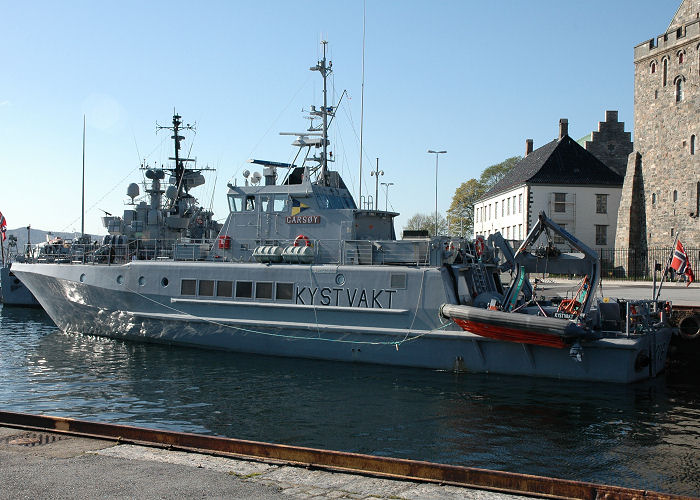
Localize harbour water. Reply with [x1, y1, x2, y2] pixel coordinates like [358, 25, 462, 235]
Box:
[0, 305, 698, 496]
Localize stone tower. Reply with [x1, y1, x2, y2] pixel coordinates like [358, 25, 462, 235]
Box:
[615, 0, 700, 250]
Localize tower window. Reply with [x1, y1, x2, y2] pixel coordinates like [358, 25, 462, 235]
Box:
[650, 62, 656, 74]
[652, 193, 656, 205]
[663, 58, 668, 86]
[673, 190, 678, 202]
[678, 51, 684, 64]
[691, 135, 696, 155]
[675, 78, 684, 102]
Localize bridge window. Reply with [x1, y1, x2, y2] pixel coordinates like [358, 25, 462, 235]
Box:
[235, 281, 253, 298]
[276, 283, 294, 301]
[217, 281, 233, 297]
[198, 280, 214, 296]
[256, 282, 273, 299]
[181, 279, 196, 296]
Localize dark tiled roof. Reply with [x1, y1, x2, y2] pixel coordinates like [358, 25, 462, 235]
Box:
[477, 136, 623, 201]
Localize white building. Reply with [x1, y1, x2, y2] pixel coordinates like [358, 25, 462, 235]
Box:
[473, 119, 624, 250]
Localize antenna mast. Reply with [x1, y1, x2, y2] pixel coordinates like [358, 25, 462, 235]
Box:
[358, 0, 366, 203]
[310, 41, 332, 186]
[81, 115, 86, 237]
[156, 111, 196, 209]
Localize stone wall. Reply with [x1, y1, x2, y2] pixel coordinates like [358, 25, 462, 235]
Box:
[584, 110, 633, 177]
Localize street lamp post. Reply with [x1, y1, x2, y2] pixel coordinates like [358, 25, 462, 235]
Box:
[427, 150, 446, 236]
[381, 182, 394, 211]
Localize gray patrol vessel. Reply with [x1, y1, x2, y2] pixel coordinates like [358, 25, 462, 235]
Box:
[13, 43, 673, 383]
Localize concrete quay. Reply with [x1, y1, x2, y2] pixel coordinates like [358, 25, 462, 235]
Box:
[0, 425, 528, 500]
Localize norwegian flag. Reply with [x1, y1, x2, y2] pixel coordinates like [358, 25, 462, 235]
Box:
[0, 211, 6, 241]
[670, 239, 694, 286]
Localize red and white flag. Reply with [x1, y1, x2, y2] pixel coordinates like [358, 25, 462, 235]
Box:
[670, 239, 694, 286]
[0, 211, 6, 241]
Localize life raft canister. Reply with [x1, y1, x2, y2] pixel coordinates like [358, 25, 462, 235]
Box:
[294, 234, 311, 247]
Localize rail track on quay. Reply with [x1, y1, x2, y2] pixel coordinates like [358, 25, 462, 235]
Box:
[0, 410, 694, 500]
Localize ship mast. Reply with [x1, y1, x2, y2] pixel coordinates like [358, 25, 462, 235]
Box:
[310, 41, 332, 186]
[156, 112, 195, 210]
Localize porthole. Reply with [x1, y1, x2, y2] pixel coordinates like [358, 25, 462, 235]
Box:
[138, 276, 145, 286]
[117, 275, 124, 284]
[335, 273, 346, 286]
[161, 277, 169, 287]
[79, 273, 86, 283]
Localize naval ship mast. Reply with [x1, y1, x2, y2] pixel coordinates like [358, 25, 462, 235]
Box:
[156, 112, 196, 213]
[280, 41, 335, 187]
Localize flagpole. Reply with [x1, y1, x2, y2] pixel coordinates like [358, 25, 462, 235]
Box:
[654, 232, 680, 302]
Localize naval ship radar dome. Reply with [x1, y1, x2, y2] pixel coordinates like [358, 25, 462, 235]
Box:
[165, 185, 178, 199]
[127, 183, 139, 201]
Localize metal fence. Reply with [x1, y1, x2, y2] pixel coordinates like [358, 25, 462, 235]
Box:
[598, 247, 700, 281]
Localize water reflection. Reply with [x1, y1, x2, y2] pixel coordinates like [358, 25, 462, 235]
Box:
[0, 304, 698, 495]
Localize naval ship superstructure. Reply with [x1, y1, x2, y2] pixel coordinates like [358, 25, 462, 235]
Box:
[13, 43, 673, 383]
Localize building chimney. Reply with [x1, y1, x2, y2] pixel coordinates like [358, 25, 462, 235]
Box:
[525, 139, 533, 156]
[559, 118, 568, 139]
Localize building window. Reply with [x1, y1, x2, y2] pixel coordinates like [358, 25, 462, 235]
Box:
[595, 225, 608, 246]
[675, 78, 684, 102]
[501, 200, 505, 217]
[650, 61, 656, 73]
[696, 182, 700, 217]
[691, 135, 696, 155]
[489, 204, 492, 220]
[518, 194, 522, 213]
[595, 194, 608, 214]
[554, 193, 566, 212]
[673, 190, 678, 202]
[495, 202, 498, 219]
[678, 51, 684, 64]
[518, 224, 522, 239]
[506, 198, 510, 216]
[652, 193, 656, 205]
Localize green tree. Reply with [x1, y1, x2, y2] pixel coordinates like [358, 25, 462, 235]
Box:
[446, 179, 485, 237]
[479, 156, 521, 189]
[446, 156, 521, 237]
[403, 213, 448, 237]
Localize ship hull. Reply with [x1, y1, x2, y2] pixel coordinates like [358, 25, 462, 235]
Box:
[13, 262, 672, 383]
[0, 265, 40, 307]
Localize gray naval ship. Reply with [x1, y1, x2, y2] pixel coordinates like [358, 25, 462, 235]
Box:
[13, 43, 673, 383]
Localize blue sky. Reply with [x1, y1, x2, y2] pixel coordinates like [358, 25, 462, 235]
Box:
[0, 1, 679, 235]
